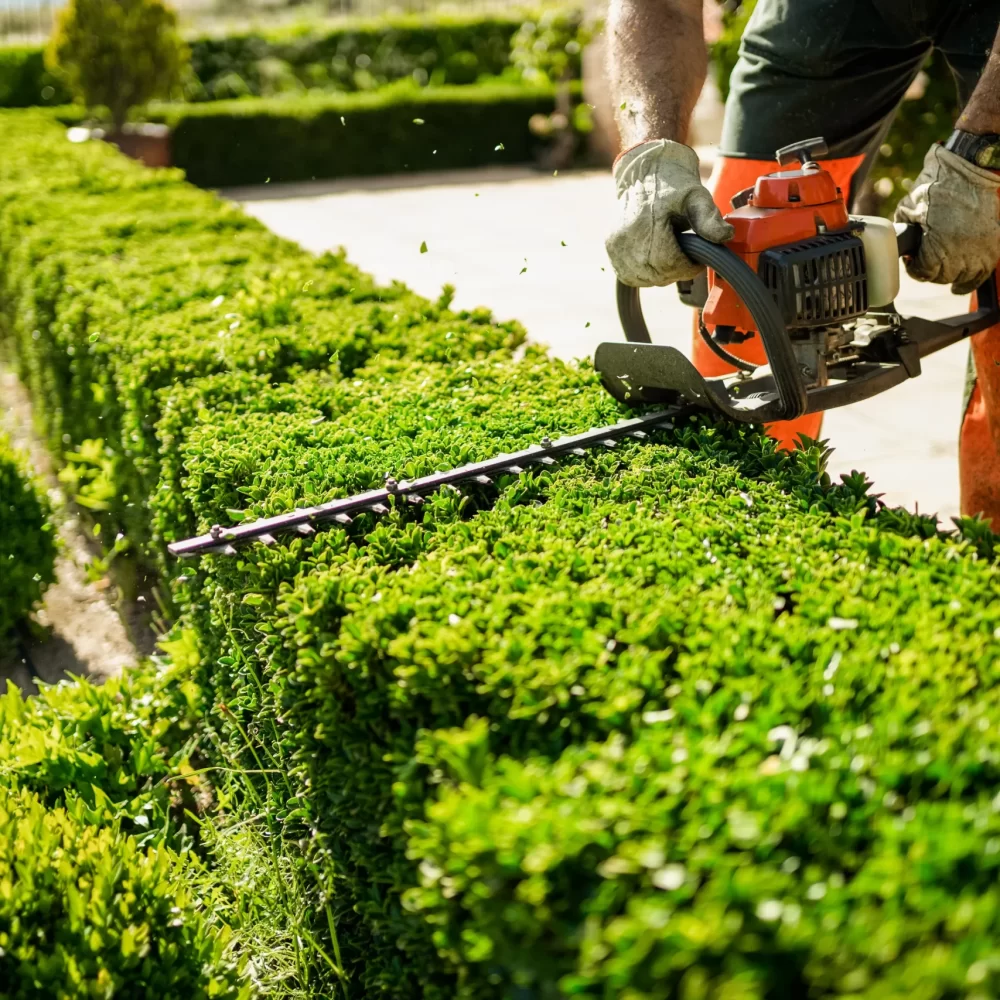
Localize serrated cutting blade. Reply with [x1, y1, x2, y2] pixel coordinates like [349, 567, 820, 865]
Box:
[167, 407, 684, 558]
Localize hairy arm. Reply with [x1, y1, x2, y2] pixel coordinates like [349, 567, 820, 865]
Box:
[956, 22, 1000, 135]
[607, 0, 707, 149]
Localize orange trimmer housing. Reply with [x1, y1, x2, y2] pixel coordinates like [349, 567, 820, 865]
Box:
[702, 162, 851, 334]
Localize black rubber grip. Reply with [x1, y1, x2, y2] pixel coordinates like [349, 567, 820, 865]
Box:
[894, 222, 922, 258]
[615, 233, 807, 420]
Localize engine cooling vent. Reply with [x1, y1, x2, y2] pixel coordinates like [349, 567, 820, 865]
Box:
[758, 231, 868, 329]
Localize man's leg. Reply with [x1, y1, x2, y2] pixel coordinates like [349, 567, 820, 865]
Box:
[939, 10, 1000, 525]
[695, 0, 930, 449]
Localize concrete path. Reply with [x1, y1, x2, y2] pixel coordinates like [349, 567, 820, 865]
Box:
[234, 167, 971, 525]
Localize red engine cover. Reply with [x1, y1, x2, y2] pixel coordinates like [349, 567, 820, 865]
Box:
[702, 162, 851, 334]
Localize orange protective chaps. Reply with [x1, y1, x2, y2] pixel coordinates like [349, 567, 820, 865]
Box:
[960, 304, 1000, 527]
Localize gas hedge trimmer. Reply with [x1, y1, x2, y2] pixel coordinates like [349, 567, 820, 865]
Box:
[170, 137, 998, 558]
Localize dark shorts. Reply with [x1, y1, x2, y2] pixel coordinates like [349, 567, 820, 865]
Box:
[722, 0, 1000, 202]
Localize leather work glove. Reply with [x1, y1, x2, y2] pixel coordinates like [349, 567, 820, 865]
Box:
[894, 144, 1000, 296]
[606, 139, 734, 288]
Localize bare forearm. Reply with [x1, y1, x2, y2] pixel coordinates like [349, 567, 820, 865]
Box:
[607, 0, 706, 148]
[957, 23, 1000, 135]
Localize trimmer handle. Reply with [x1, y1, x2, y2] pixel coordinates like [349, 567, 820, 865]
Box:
[615, 233, 807, 421]
[894, 222, 922, 259]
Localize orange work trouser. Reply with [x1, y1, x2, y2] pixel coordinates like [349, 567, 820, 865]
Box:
[697, 156, 1000, 525]
[960, 296, 1000, 527]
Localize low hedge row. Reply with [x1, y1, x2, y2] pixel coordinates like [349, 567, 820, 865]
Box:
[146, 81, 569, 188]
[0, 431, 56, 644]
[0, 9, 583, 108]
[5, 109, 1000, 999]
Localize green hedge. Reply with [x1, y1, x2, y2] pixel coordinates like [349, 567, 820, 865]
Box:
[147, 81, 568, 187]
[0, 44, 69, 107]
[0, 9, 584, 108]
[0, 663, 247, 997]
[185, 12, 540, 101]
[5, 109, 1000, 998]
[0, 431, 56, 644]
[0, 783, 245, 999]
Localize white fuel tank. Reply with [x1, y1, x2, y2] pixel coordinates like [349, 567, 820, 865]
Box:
[850, 215, 900, 310]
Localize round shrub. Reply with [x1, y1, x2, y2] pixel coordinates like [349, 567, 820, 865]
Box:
[0, 432, 55, 644]
[46, 0, 189, 132]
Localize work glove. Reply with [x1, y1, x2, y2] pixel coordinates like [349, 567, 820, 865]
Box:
[606, 139, 734, 288]
[894, 144, 1000, 296]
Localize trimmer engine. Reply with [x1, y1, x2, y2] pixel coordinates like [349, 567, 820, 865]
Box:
[597, 136, 1000, 423]
[696, 137, 872, 389]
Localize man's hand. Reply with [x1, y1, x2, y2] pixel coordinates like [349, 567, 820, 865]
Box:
[894, 144, 1000, 296]
[606, 139, 735, 288]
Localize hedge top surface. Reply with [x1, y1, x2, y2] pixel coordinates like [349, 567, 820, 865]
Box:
[146, 76, 562, 121]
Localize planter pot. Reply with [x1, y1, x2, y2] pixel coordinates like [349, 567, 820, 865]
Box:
[67, 122, 172, 168]
[107, 123, 172, 168]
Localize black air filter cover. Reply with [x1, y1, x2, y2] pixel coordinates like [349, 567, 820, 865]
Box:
[758, 231, 867, 329]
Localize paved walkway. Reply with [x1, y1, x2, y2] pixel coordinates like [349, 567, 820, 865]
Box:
[234, 167, 970, 524]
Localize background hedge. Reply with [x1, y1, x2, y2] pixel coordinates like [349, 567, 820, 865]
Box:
[0, 10, 584, 109]
[0, 44, 69, 107]
[148, 80, 569, 187]
[4, 110, 1000, 999]
[0, 431, 56, 644]
[52, 78, 580, 193]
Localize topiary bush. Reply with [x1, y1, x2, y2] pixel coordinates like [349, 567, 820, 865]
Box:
[4, 108, 1000, 999]
[46, 0, 189, 132]
[0, 431, 56, 645]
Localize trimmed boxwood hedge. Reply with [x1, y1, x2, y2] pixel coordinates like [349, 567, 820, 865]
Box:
[55, 80, 575, 188]
[0, 431, 56, 644]
[4, 109, 1000, 998]
[0, 11, 567, 109]
[147, 81, 568, 188]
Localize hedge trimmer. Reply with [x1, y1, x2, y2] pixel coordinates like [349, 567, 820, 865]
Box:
[170, 136, 999, 559]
